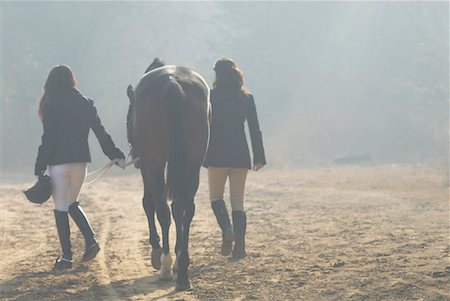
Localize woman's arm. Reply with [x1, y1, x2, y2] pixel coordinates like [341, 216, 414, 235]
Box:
[246, 94, 266, 169]
[34, 105, 57, 176]
[89, 100, 125, 161]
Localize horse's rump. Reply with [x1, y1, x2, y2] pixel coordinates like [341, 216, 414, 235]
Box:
[132, 66, 209, 200]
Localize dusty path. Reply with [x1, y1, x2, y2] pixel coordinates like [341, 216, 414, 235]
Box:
[1, 166, 449, 300]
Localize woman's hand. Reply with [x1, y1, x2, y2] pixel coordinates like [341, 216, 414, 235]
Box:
[252, 163, 264, 172]
[113, 158, 126, 169]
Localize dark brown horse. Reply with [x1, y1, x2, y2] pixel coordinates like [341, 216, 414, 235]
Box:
[127, 61, 209, 290]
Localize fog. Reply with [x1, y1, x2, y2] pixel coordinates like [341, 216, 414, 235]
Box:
[1, 1, 448, 173]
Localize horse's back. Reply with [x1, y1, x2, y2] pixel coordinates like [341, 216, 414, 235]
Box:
[135, 65, 209, 105]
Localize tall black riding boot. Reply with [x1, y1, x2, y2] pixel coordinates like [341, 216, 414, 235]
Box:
[232, 211, 246, 260]
[68, 202, 100, 262]
[54, 210, 73, 269]
[211, 199, 234, 255]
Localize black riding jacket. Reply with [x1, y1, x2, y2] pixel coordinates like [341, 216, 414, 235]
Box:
[34, 88, 125, 176]
[203, 88, 266, 169]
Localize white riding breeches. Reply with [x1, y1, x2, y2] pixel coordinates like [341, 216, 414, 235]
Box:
[48, 163, 87, 212]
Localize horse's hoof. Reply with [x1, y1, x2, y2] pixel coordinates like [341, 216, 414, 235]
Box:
[159, 252, 173, 280]
[159, 273, 173, 281]
[151, 248, 163, 270]
[159, 268, 173, 281]
[175, 280, 191, 291]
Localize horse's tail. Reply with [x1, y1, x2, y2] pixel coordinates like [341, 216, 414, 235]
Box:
[164, 79, 187, 201]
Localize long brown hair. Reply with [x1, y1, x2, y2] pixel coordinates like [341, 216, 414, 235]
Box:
[213, 58, 248, 94]
[38, 65, 77, 119]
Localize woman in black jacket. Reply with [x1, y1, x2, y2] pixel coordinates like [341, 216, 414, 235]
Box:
[204, 58, 266, 260]
[35, 65, 125, 269]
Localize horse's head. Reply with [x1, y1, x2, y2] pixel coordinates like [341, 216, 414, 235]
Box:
[126, 57, 166, 166]
[127, 57, 165, 145]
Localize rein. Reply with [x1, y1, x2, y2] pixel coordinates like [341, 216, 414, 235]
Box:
[83, 154, 140, 186]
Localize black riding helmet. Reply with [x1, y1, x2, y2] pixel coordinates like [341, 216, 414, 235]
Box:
[23, 175, 52, 204]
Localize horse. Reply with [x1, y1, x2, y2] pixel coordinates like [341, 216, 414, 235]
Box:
[126, 60, 209, 291]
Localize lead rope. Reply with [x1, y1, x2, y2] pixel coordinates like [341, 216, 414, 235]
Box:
[83, 153, 140, 186]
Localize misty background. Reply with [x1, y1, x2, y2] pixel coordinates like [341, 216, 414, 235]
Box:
[0, 1, 448, 174]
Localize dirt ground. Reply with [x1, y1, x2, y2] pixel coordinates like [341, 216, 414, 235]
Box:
[1, 165, 449, 301]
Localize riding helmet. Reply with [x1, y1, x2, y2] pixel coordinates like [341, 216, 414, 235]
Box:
[23, 175, 52, 204]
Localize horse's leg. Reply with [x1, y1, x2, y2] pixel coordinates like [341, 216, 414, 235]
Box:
[151, 168, 172, 280]
[141, 167, 162, 269]
[175, 200, 195, 291]
[157, 200, 172, 280]
[143, 195, 164, 270]
[171, 201, 183, 276]
[143, 196, 160, 249]
[175, 166, 200, 291]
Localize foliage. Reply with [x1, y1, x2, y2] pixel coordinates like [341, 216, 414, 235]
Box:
[0, 2, 448, 170]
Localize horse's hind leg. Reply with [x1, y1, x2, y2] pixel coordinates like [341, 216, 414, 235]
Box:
[141, 167, 162, 269]
[156, 201, 172, 280]
[143, 195, 163, 269]
[170, 193, 193, 276]
[171, 201, 183, 276]
[174, 200, 195, 291]
[175, 166, 200, 291]
[143, 197, 160, 249]
[151, 168, 172, 280]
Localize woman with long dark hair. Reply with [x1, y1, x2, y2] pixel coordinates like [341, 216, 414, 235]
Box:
[35, 65, 125, 269]
[203, 58, 266, 260]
